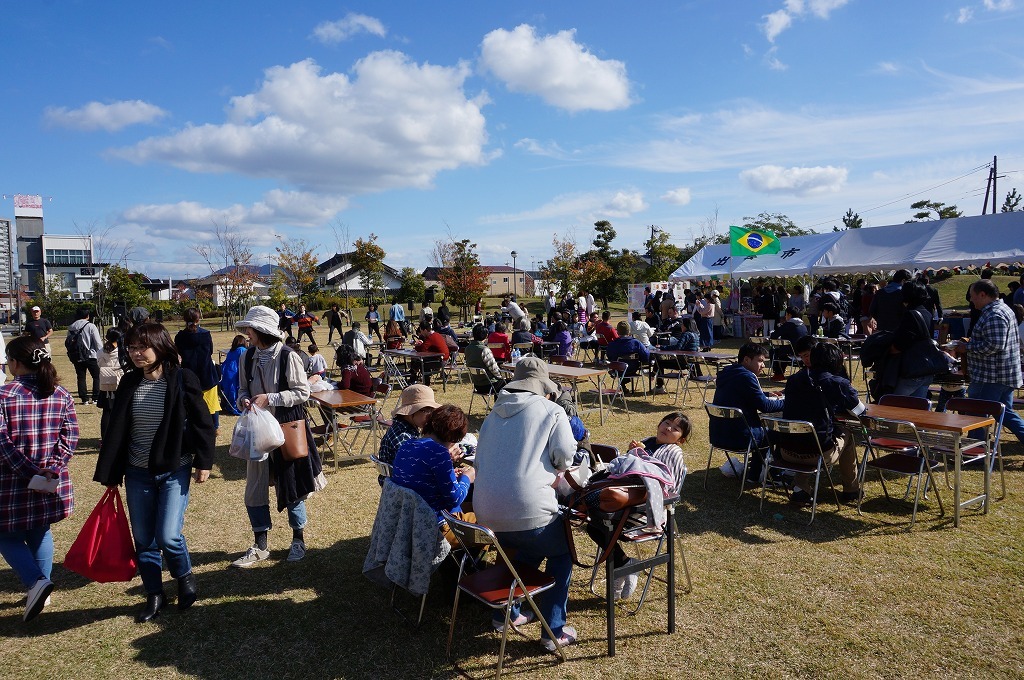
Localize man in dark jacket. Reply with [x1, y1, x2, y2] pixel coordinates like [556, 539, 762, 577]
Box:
[868, 269, 912, 332]
[709, 343, 784, 482]
[769, 307, 808, 380]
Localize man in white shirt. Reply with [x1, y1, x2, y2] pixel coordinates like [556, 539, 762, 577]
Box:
[585, 291, 596, 316]
[628, 311, 655, 347]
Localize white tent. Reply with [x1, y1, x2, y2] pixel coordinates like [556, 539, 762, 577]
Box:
[912, 211, 1024, 269]
[669, 231, 843, 281]
[670, 212, 1024, 281]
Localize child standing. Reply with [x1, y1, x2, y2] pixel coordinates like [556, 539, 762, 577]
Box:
[307, 344, 327, 379]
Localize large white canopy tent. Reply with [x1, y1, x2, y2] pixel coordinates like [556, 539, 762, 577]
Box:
[669, 212, 1024, 282]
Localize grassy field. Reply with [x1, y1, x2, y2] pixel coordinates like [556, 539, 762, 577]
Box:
[929, 273, 1018, 312]
[1, 311, 1023, 679]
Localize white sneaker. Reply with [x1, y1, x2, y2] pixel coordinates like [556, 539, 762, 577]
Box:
[652, 386, 668, 395]
[612, 558, 640, 600]
[541, 625, 579, 652]
[286, 540, 306, 562]
[24, 578, 53, 622]
[493, 609, 535, 632]
[230, 546, 270, 568]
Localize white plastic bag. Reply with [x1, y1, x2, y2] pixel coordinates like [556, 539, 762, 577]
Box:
[228, 405, 285, 462]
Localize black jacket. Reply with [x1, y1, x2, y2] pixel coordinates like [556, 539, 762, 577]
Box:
[94, 365, 216, 486]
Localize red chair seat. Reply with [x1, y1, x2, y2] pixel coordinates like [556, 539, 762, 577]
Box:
[868, 452, 926, 475]
[869, 437, 917, 450]
[458, 562, 554, 606]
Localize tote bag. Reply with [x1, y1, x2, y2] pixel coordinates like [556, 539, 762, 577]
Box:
[64, 487, 138, 583]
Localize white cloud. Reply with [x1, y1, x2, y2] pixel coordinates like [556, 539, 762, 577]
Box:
[877, 61, 899, 73]
[661, 187, 692, 205]
[740, 164, 848, 195]
[479, 24, 632, 112]
[957, 7, 974, 23]
[113, 54, 490, 194]
[983, 0, 1014, 10]
[312, 13, 386, 44]
[766, 47, 788, 71]
[762, 0, 849, 42]
[514, 138, 571, 158]
[119, 190, 348, 242]
[44, 100, 168, 132]
[763, 10, 793, 43]
[480, 189, 647, 224]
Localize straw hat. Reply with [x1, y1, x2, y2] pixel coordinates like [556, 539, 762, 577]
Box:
[503, 356, 558, 398]
[235, 305, 284, 339]
[392, 384, 442, 417]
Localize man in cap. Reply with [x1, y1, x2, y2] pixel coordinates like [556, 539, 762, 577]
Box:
[24, 305, 54, 356]
[473, 357, 579, 651]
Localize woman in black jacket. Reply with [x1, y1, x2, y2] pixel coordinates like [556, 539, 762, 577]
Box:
[174, 308, 220, 431]
[890, 282, 939, 399]
[94, 323, 215, 623]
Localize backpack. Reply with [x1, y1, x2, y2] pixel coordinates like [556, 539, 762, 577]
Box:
[65, 324, 86, 363]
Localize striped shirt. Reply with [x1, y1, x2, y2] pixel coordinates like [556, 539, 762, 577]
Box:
[128, 377, 191, 470]
[640, 436, 687, 495]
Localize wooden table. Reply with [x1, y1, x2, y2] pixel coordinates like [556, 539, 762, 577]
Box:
[651, 348, 732, 363]
[864, 403, 995, 527]
[308, 389, 379, 467]
[502, 362, 610, 424]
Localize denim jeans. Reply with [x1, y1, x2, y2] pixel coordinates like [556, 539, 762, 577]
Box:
[892, 375, 932, 399]
[124, 464, 193, 595]
[245, 501, 308, 533]
[967, 382, 1024, 441]
[494, 517, 572, 639]
[0, 525, 53, 588]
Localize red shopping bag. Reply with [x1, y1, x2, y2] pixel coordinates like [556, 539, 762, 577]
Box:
[64, 487, 138, 583]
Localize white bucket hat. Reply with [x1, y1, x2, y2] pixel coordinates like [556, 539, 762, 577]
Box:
[235, 305, 285, 339]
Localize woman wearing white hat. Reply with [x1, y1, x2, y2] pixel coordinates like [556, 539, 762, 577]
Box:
[230, 306, 325, 568]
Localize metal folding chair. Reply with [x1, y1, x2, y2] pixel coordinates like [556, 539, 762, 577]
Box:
[768, 338, 799, 378]
[680, 356, 717, 406]
[653, 352, 687, 403]
[760, 415, 842, 525]
[585, 360, 630, 417]
[442, 511, 566, 677]
[466, 367, 500, 415]
[704, 403, 762, 498]
[928, 397, 1005, 502]
[857, 414, 945, 530]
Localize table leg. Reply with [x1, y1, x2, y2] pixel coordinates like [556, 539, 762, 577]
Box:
[331, 408, 339, 470]
[667, 505, 676, 634]
[606, 551, 616, 657]
[983, 426, 992, 514]
[953, 432, 961, 528]
[599, 373, 605, 425]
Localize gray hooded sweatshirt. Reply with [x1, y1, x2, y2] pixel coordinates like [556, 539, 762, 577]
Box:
[472, 390, 576, 533]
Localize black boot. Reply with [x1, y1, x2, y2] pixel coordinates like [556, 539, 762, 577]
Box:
[177, 572, 198, 610]
[135, 592, 165, 623]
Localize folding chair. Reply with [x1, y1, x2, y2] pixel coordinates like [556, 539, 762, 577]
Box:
[441, 511, 566, 677]
[680, 356, 717, 406]
[466, 367, 499, 415]
[590, 443, 619, 465]
[704, 403, 763, 498]
[370, 453, 393, 478]
[927, 397, 1005, 502]
[875, 394, 932, 499]
[857, 414, 945, 530]
[653, 352, 687, 403]
[548, 355, 567, 365]
[513, 342, 535, 357]
[344, 379, 393, 455]
[584, 360, 631, 417]
[759, 416, 842, 524]
[418, 355, 448, 392]
[380, 352, 409, 389]
[768, 338, 799, 378]
[442, 349, 470, 385]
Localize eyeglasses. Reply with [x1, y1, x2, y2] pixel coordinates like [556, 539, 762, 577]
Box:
[126, 345, 151, 354]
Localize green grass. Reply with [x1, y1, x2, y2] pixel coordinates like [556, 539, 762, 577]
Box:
[930, 274, 1018, 312]
[1, 322, 1022, 679]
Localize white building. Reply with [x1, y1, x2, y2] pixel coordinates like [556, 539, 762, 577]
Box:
[41, 234, 101, 300]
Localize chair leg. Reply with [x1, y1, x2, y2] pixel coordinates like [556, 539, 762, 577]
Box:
[496, 591, 515, 678]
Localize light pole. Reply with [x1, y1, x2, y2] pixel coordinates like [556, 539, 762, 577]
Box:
[511, 250, 518, 299]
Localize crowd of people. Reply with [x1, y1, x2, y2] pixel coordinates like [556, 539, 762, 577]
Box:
[2, 269, 1021, 641]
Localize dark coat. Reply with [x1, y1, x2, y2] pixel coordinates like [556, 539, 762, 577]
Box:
[174, 327, 219, 390]
[94, 365, 216, 486]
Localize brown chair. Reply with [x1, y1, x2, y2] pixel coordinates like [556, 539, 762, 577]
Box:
[590, 443, 619, 465]
[442, 511, 566, 677]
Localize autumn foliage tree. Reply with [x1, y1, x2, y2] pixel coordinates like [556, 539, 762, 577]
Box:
[274, 238, 321, 305]
[349, 234, 386, 303]
[433, 238, 488, 322]
[192, 222, 260, 320]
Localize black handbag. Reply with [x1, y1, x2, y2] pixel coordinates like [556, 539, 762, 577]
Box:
[900, 309, 950, 378]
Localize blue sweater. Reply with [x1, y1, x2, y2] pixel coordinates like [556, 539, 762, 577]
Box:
[391, 437, 470, 521]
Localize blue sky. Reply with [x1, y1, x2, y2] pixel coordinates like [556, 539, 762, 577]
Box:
[3, 0, 1023, 280]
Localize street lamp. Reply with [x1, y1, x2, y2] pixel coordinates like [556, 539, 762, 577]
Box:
[510, 250, 518, 299]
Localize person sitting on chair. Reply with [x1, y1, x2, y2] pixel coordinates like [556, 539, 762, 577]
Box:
[463, 323, 506, 393]
[769, 306, 809, 380]
[606, 321, 650, 392]
[378, 385, 441, 485]
[486, 322, 512, 361]
[342, 322, 375, 366]
[820, 302, 848, 339]
[709, 343, 784, 484]
[335, 344, 373, 397]
[511, 318, 543, 350]
[411, 322, 450, 386]
[778, 342, 865, 505]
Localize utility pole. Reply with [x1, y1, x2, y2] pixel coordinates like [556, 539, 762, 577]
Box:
[647, 225, 662, 270]
[982, 155, 1001, 215]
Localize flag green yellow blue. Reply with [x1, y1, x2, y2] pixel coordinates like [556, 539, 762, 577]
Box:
[730, 225, 780, 256]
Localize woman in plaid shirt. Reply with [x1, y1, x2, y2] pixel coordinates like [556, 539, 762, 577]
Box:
[0, 336, 79, 622]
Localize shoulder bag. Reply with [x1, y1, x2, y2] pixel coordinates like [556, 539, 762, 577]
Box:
[900, 309, 950, 378]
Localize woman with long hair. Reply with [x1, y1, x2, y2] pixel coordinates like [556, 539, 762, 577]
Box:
[384, 319, 404, 349]
[0, 336, 78, 622]
[219, 334, 248, 416]
[231, 306, 324, 568]
[335, 344, 373, 396]
[94, 323, 215, 622]
[96, 327, 123, 438]
[174, 308, 220, 433]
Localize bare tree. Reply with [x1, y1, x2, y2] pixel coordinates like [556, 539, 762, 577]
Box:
[330, 219, 353, 317]
[191, 222, 260, 327]
[74, 220, 135, 326]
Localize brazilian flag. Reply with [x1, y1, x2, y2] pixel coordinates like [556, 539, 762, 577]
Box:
[730, 225, 780, 256]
